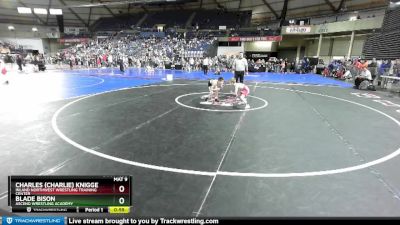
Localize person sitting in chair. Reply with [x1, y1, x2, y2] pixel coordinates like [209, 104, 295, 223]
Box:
[354, 67, 372, 89]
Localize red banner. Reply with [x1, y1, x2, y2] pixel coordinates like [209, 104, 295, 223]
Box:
[59, 38, 89, 44]
[228, 36, 282, 42]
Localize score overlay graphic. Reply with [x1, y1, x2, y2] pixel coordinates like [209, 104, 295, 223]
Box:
[8, 176, 131, 213]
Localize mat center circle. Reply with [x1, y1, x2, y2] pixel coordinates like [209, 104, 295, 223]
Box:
[175, 92, 269, 112]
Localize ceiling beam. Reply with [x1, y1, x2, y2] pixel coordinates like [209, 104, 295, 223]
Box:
[17, 0, 47, 25]
[324, 0, 337, 12]
[58, 0, 89, 27]
[88, 0, 94, 26]
[97, 0, 116, 17]
[213, 0, 226, 11]
[335, 0, 346, 12]
[199, 0, 203, 9]
[46, 0, 52, 24]
[279, 0, 289, 27]
[261, 0, 279, 19]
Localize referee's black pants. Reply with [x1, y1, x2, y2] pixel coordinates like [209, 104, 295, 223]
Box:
[203, 65, 209, 75]
[235, 71, 245, 83]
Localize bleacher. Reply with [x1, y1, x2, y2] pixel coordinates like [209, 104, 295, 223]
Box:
[91, 14, 145, 31]
[141, 11, 193, 28]
[91, 9, 252, 32]
[62, 34, 90, 38]
[362, 6, 400, 59]
[183, 40, 215, 58]
[230, 30, 262, 37]
[380, 7, 400, 33]
[185, 30, 226, 39]
[191, 10, 252, 29]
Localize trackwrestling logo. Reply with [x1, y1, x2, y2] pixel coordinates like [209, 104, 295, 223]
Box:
[1, 217, 64, 225]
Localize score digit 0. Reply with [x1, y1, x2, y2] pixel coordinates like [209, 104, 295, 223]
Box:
[119, 185, 125, 193]
[119, 197, 125, 205]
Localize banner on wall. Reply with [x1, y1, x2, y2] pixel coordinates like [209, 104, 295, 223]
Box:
[64, 27, 88, 35]
[245, 51, 277, 60]
[228, 36, 282, 42]
[246, 52, 269, 59]
[59, 38, 89, 44]
[285, 26, 312, 34]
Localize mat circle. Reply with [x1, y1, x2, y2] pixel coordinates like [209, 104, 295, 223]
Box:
[175, 92, 269, 112]
[52, 84, 400, 178]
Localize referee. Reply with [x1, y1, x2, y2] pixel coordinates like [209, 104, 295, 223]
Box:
[202, 57, 209, 75]
[233, 53, 248, 83]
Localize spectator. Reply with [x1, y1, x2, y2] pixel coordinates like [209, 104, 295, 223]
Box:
[393, 59, 400, 77]
[354, 67, 372, 89]
[119, 58, 125, 72]
[69, 56, 74, 70]
[1, 60, 8, 85]
[16, 55, 22, 71]
[369, 58, 378, 80]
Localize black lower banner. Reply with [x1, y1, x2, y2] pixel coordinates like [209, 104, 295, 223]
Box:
[65, 218, 400, 225]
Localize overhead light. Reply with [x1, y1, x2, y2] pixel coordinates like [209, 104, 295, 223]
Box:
[33, 8, 47, 15]
[17, 7, 32, 14]
[8, 26, 15, 31]
[49, 8, 63, 15]
[32, 27, 38, 32]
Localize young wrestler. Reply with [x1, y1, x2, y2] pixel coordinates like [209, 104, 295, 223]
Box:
[1, 61, 8, 85]
[230, 78, 250, 109]
[205, 77, 224, 102]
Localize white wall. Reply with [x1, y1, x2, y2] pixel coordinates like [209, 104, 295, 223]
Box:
[41, 38, 62, 55]
[244, 41, 278, 52]
[305, 38, 331, 57]
[351, 36, 367, 57]
[217, 45, 244, 56]
[304, 35, 367, 62]
[331, 37, 350, 56]
[1, 38, 44, 53]
[0, 23, 60, 39]
[216, 41, 285, 56]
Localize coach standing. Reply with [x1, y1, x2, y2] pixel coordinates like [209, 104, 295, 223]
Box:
[233, 53, 248, 83]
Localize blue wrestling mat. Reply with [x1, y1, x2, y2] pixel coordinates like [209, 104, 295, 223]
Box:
[1, 68, 351, 103]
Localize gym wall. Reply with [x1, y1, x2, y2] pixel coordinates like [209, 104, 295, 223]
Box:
[1, 38, 44, 53]
[304, 35, 367, 61]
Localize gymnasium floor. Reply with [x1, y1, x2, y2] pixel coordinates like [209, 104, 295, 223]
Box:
[1, 68, 400, 217]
